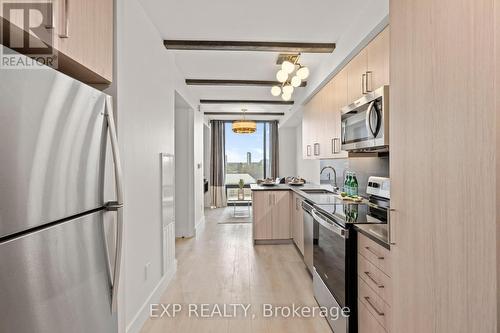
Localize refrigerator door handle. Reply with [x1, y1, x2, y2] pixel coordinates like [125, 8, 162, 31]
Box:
[104, 96, 124, 313]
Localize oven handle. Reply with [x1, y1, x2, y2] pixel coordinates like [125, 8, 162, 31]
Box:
[311, 209, 348, 239]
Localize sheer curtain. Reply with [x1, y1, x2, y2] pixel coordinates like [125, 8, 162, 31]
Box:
[210, 120, 227, 207]
[269, 120, 279, 179]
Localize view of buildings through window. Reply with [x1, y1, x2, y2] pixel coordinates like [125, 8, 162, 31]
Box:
[225, 122, 271, 191]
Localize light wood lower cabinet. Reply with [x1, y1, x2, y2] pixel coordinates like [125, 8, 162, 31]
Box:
[252, 191, 290, 241]
[291, 193, 304, 254]
[358, 299, 387, 333]
[357, 233, 392, 332]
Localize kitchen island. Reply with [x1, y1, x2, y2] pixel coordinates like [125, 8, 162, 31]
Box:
[250, 183, 390, 249]
[250, 183, 335, 246]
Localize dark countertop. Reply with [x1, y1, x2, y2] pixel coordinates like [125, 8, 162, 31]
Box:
[250, 183, 390, 248]
[354, 224, 390, 250]
[250, 183, 326, 192]
[250, 183, 342, 204]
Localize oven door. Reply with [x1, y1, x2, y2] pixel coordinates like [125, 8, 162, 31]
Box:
[312, 208, 349, 306]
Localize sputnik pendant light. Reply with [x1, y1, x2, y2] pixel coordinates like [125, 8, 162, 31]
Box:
[270, 54, 309, 100]
[232, 108, 256, 134]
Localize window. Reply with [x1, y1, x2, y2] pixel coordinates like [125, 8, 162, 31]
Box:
[224, 122, 272, 200]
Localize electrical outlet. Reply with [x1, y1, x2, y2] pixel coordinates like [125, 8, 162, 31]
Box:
[144, 262, 151, 281]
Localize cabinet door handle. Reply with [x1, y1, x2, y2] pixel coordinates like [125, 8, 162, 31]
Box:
[362, 73, 366, 94]
[363, 297, 384, 316]
[331, 138, 340, 154]
[314, 143, 320, 156]
[365, 246, 384, 260]
[364, 271, 384, 288]
[45, 1, 55, 29]
[306, 145, 311, 156]
[59, 0, 70, 38]
[365, 71, 373, 93]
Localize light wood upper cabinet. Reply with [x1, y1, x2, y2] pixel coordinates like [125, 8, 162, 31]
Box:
[0, 0, 113, 84]
[302, 102, 313, 159]
[346, 49, 368, 103]
[346, 27, 390, 104]
[321, 69, 348, 159]
[57, 0, 113, 83]
[300, 27, 388, 160]
[366, 27, 390, 92]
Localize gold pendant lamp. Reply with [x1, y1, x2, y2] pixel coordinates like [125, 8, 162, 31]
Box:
[232, 108, 256, 134]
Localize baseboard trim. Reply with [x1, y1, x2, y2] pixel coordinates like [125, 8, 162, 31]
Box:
[126, 260, 177, 333]
[195, 215, 205, 232]
[254, 239, 293, 245]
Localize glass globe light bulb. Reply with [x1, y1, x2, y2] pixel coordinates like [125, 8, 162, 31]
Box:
[297, 66, 310, 80]
[281, 60, 295, 74]
[276, 70, 288, 83]
[271, 85, 281, 96]
[291, 76, 301, 87]
[282, 84, 294, 95]
[282, 93, 292, 101]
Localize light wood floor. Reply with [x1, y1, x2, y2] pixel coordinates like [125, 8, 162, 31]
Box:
[140, 208, 332, 333]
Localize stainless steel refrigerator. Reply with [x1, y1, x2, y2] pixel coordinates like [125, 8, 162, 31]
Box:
[0, 47, 123, 333]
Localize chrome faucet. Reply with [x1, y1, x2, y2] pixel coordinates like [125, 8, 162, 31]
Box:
[320, 166, 338, 189]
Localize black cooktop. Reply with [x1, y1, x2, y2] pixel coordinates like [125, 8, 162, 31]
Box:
[314, 202, 387, 228]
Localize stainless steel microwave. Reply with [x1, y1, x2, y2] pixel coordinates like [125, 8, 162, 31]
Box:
[341, 85, 389, 152]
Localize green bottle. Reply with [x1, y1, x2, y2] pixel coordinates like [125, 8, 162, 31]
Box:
[345, 172, 352, 196]
[351, 172, 358, 196]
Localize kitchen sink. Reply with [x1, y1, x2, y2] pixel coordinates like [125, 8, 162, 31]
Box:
[300, 189, 335, 195]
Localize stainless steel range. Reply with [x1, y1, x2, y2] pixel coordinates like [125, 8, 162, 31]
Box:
[306, 177, 390, 333]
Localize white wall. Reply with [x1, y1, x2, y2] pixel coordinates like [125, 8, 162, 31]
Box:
[193, 109, 205, 229]
[278, 126, 297, 177]
[115, 0, 197, 331]
[203, 123, 211, 207]
[174, 103, 204, 238]
[174, 104, 195, 238]
[295, 123, 320, 184]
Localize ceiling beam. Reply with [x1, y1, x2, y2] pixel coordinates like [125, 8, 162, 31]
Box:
[200, 99, 294, 105]
[204, 112, 285, 116]
[164, 40, 335, 53]
[186, 79, 307, 87]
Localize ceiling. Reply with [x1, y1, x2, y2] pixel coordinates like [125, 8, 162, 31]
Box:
[139, 0, 373, 121]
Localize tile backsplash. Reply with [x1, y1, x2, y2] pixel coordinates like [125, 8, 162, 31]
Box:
[320, 156, 389, 196]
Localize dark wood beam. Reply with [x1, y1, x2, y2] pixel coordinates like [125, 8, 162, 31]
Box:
[186, 79, 307, 87]
[204, 112, 285, 116]
[200, 99, 294, 105]
[164, 40, 335, 53]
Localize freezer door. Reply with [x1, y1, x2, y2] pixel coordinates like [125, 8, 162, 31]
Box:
[0, 46, 109, 238]
[0, 210, 117, 333]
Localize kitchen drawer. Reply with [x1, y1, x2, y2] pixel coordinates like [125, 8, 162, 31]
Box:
[358, 277, 391, 332]
[358, 253, 392, 305]
[357, 233, 391, 276]
[358, 299, 387, 333]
